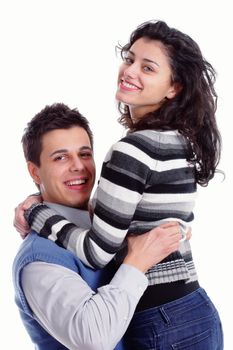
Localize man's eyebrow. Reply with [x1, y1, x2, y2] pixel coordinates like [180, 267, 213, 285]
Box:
[49, 146, 92, 157]
[79, 146, 93, 152]
[128, 49, 160, 67]
[49, 149, 68, 157]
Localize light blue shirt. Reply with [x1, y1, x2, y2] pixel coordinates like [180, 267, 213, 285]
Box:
[21, 203, 148, 350]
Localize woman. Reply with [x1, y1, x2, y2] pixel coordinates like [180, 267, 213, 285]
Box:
[16, 20, 223, 349]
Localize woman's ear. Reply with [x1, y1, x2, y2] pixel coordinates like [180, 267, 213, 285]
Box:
[166, 83, 183, 99]
[27, 162, 41, 185]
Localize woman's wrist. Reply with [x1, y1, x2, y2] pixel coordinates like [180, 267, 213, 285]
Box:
[24, 202, 45, 225]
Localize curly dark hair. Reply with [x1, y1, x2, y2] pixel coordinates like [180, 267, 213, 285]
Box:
[22, 103, 93, 166]
[117, 20, 221, 186]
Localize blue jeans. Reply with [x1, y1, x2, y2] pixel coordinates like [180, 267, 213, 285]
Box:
[124, 288, 223, 349]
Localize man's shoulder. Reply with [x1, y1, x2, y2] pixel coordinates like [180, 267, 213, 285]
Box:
[13, 232, 115, 292]
[12, 232, 80, 274]
[15, 231, 66, 256]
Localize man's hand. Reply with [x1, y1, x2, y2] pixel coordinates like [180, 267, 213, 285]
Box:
[14, 194, 42, 239]
[124, 222, 186, 273]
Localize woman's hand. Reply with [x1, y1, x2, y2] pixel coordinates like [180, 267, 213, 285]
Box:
[13, 194, 42, 239]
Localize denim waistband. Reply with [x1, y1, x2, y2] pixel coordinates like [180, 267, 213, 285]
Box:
[133, 287, 215, 326]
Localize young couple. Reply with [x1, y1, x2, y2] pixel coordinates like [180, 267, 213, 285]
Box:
[13, 20, 223, 349]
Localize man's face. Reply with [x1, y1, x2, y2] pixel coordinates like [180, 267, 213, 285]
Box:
[28, 126, 95, 209]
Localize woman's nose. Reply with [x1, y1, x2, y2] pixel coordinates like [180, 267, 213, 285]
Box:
[124, 63, 138, 79]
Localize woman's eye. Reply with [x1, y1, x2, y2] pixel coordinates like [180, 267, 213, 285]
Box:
[143, 66, 153, 72]
[124, 57, 133, 64]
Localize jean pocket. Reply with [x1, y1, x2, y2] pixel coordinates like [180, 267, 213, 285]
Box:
[125, 322, 156, 350]
[171, 328, 213, 349]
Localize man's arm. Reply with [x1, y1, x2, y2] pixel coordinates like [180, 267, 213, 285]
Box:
[22, 262, 147, 350]
[22, 224, 181, 350]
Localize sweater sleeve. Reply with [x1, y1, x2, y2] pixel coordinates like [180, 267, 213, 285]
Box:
[26, 137, 151, 269]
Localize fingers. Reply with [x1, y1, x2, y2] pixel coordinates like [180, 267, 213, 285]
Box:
[156, 224, 182, 239]
[186, 228, 192, 241]
[159, 221, 180, 229]
[13, 215, 30, 238]
[150, 222, 192, 242]
[179, 226, 192, 242]
[164, 241, 180, 255]
[13, 200, 31, 238]
[22, 195, 42, 210]
[15, 226, 30, 239]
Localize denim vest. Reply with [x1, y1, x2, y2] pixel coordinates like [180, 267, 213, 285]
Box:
[12, 232, 123, 349]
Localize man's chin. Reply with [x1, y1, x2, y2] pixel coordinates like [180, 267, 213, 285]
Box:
[66, 200, 89, 210]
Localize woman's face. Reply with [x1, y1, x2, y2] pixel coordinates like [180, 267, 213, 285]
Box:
[116, 37, 178, 121]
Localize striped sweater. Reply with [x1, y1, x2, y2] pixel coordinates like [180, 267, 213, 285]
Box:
[27, 129, 198, 285]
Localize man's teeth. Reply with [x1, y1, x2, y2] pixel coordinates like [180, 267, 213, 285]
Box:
[67, 179, 86, 186]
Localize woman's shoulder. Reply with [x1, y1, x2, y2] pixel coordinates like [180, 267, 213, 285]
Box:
[118, 129, 186, 147]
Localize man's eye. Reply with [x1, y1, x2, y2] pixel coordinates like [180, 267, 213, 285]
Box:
[54, 155, 66, 161]
[81, 153, 92, 159]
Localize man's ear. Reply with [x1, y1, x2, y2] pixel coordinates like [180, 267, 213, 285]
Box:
[27, 162, 41, 185]
[166, 83, 183, 99]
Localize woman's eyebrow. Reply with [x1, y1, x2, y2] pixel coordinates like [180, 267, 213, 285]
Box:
[128, 49, 160, 67]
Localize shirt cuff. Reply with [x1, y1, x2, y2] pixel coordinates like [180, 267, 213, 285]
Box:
[109, 263, 148, 300]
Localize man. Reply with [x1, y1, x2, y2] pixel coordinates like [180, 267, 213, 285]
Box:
[13, 103, 181, 350]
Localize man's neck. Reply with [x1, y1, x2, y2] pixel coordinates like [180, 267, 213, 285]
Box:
[44, 201, 91, 228]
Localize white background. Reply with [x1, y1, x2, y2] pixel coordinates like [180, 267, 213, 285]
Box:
[1, 0, 232, 348]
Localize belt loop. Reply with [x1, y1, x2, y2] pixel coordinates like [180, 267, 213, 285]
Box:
[159, 307, 171, 325]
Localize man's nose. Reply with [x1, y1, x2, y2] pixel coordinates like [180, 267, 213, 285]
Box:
[69, 157, 84, 171]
